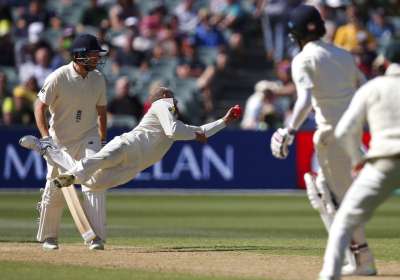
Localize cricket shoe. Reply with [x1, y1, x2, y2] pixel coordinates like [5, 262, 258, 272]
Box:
[341, 262, 377, 276]
[342, 244, 377, 276]
[19, 135, 56, 155]
[52, 173, 76, 188]
[42, 238, 59, 250]
[89, 237, 104, 250]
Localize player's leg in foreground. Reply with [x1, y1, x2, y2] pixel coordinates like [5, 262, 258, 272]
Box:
[19, 135, 77, 172]
[52, 136, 131, 188]
[319, 159, 399, 279]
[304, 172, 357, 271]
[312, 130, 375, 275]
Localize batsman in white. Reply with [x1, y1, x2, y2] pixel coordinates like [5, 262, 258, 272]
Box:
[21, 87, 240, 193]
[270, 4, 376, 276]
[319, 42, 400, 280]
[34, 34, 108, 250]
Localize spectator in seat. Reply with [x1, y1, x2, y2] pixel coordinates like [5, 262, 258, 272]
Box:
[174, 0, 199, 34]
[241, 80, 281, 130]
[217, 0, 246, 51]
[81, 0, 109, 27]
[367, 8, 394, 49]
[108, 76, 143, 122]
[193, 9, 227, 48]
[2, 78, 36, 126]
[0, 29, 15, 67]
[19, 46, 53, 87]
[334, 4, 376, 54]
[113, 30, 145, 70]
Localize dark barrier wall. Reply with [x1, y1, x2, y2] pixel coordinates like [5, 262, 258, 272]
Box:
[0, 128, 298, 190]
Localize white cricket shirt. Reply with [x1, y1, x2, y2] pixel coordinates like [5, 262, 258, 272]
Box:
[120, 98, 226, 171]
[335, 63, 400, 165]
[38, 62, 107, 145]
[291, 40, 365, 126]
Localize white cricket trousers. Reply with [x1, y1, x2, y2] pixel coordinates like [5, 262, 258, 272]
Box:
[50, 135, 141, 191]
[37, 132, 107, 242]
[320, 158, 400, 279]
[313, 126, 367, 246]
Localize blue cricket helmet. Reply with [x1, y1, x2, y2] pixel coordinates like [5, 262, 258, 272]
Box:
[288, 5, 326, 41]
[70, 34, 106, 54]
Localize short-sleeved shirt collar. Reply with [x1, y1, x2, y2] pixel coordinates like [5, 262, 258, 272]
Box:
[68, 61, 85, 79]
[302, 40, 324, 52]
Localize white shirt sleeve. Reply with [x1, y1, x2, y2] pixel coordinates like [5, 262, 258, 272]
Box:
[200, 119, 226, 137]
[334, 84, 369, 166]
[292, 56, 314, 91]
[288, 88, 313, 130]
[154, 99, 227, 140]
[154, 99, 198, 140]
[97, 76, 107, 106]
[38, 72, 59, 106]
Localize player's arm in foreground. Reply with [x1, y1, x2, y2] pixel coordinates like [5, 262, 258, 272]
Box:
[334, 85, 368, 176]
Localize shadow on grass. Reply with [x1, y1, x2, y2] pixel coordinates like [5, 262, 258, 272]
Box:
[112, 245, 314, 253]
[0, 239, 36, 243]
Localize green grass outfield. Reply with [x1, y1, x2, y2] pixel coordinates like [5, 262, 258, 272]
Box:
[0, 191, 399, 280]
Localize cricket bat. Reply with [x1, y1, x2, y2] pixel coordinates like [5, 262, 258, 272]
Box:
[61, 186, 96, 243]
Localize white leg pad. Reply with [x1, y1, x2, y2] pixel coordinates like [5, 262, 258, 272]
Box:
[304, 172, 356, 269]
[36, 181, 65, 242]
[82, 190, 107, 241]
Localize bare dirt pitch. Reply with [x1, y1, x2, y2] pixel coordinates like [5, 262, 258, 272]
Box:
[1, 243, 400, 280]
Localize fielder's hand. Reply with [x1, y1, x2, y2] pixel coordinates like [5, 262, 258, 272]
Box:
[270, 128, 295, 159]
[195, 132, 208, 144]
[223, 105, 242, 125]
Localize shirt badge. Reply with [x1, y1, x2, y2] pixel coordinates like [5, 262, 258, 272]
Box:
[168, 106, 176, 114]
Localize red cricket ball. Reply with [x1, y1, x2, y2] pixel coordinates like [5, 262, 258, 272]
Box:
[232, 104, 242, 117]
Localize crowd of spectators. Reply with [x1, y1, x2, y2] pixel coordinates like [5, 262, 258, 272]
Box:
[0, 0, 250, 127]
[241, 0, 400, 131]
[0, 0, 399, 131]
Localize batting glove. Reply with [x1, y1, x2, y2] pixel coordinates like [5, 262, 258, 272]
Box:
[270, 128, 295, 159]
[41, 136, 57, 150]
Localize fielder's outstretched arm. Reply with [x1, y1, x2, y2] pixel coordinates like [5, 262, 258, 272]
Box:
[154, 99, 229, 141]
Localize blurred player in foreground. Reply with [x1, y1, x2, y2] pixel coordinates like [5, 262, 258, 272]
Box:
[20, 87, 241, 192]
[270, 4, 376, 276]
[319, 42, 400, 280]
